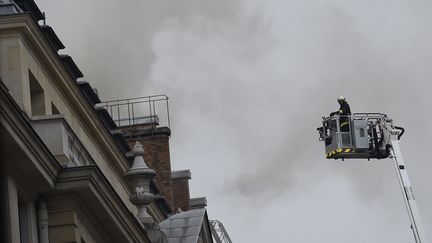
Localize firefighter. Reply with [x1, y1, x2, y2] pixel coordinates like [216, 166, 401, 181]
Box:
[330, 96, 351, 132]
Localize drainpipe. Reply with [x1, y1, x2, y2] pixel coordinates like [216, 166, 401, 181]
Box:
[37, 201, 49, 243]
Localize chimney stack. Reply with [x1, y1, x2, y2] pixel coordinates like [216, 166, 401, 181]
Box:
[171, 170, 191, 211]
[190, 197, 207, 209]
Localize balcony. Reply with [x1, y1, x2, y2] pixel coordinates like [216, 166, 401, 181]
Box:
[30, 114, 94, 167]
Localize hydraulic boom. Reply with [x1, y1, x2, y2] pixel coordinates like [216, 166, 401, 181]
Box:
[390, 141, 427, 243]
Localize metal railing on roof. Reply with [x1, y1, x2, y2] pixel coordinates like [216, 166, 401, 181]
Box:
[101, 94, 170, 128]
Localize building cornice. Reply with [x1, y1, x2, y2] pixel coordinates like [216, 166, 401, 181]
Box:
[0, 13, 133, 195]
[55, 165, 151, 243]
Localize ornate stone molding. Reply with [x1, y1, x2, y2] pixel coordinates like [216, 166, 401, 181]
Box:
[66, 129, 92, 167]
[124, 141, 167, 243]
[125, 142, 156, 224]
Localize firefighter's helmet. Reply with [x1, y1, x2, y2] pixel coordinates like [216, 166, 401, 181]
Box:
[337, 96, 345, 101]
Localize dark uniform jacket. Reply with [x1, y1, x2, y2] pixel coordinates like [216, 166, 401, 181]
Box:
[330, 101, 351, 130]
[330, 101, 351, 116]
[338, 101, 351, 130]
[338, 101, 351, 116]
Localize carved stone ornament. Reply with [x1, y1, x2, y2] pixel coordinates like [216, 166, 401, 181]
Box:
[125, 142, 156, 224]
[124, 142, 167, 242]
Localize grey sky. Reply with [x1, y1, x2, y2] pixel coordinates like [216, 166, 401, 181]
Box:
[36, 0, 432, 242]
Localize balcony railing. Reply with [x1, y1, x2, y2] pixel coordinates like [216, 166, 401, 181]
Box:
[100, 95, 170, 129]
[31, 115, 94, 167]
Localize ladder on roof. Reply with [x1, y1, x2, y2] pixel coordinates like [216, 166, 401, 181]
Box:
[210, 220, 233, 243]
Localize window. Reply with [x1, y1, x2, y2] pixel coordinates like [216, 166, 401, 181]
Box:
[359, 128, 365, 137]
[29, 71, 45, 116]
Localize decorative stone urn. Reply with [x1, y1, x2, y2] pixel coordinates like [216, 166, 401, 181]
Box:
[125, 141, 167, 243]
[125, 141, 157, 224]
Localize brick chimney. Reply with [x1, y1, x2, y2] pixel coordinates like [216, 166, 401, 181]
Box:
[171, 170, 191, 211]
[102, 95, 175, 210]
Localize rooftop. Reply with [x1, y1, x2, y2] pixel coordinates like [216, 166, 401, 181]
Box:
[160, 208, 207, 243]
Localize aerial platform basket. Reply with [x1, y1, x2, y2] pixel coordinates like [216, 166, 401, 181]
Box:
[317, 113, 403, 160]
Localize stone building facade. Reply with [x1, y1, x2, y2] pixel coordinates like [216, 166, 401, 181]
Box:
[0, 1, 222, 243]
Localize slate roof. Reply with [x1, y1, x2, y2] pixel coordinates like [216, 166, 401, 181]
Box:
[160, 208, 206, 243]
[14, 0, 44, 21]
